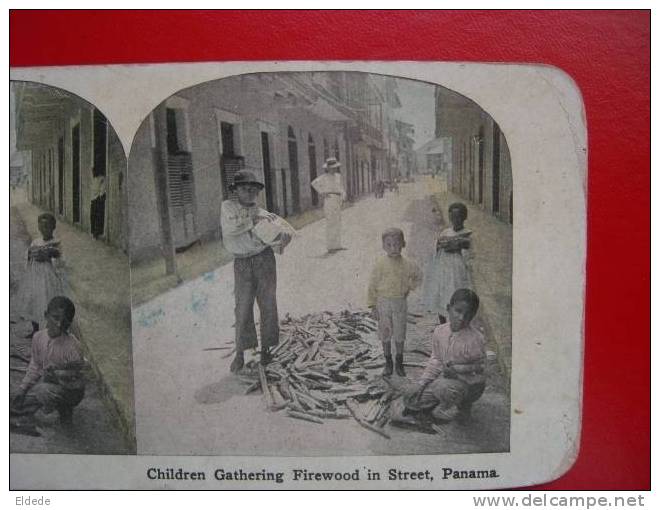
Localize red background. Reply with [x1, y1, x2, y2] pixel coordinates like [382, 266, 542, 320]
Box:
[9, 10, 650, 490]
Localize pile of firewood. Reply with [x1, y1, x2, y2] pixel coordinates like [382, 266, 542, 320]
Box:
[244, 310, 398, 438]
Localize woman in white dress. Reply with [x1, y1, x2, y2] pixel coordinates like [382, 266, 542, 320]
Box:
[311, 157, 346, 253]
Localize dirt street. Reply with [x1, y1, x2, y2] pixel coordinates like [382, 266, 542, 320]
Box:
[133, 178, 511, 456]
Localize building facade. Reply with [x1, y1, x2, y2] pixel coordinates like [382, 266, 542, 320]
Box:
[13, 82, 128, 251]
[435, 86, 513, 224]
[129, 72, 406, 264]
[414, 136, 452, 176]
[395, 119, 417, 179]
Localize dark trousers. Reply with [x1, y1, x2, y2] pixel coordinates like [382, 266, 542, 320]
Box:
[234, 248, 279, 351]
[31, 382, 85, 414]
[90, 194, 106, 239]
[417, 377, 486, 421]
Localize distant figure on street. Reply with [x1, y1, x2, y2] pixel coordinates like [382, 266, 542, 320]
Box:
[12, 296, 86, 427]
[396, 288, 486, 425]
[374, 179, 385, 199]
[423, 202, 473, 323]
[221, 170, 292, 372]
[90, 169, 106, 240]
[311, 157, 346, 253]
[367, 228, 422, 377]
[15, 213, 69, 337]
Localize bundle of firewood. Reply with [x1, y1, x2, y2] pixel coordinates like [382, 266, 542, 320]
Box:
[244, 310, 397, 438]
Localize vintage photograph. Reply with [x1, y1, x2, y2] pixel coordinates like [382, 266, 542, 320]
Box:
[9, 82, 135, 454]
[129, 71, 513, 456]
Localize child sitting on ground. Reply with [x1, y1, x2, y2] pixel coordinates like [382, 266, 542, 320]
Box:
[16, 213, 69, 338]
[423, 202, 473, 324]
[368, 228, 423, 377]
[12, 296, 85, 426]
[401, 288, 486, 424]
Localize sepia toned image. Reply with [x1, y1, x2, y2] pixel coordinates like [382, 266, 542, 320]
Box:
[9, 82, 135, 454]
[128, 71, 512, 456]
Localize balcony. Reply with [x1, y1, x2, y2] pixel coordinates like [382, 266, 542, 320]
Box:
[349, 117, 383, 147]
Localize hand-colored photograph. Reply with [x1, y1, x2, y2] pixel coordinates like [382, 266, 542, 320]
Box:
[9, 82, 135, 454]
[128, 71, 513, 456]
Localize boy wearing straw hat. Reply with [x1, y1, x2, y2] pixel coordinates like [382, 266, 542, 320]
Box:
[221, 170, 292, 372]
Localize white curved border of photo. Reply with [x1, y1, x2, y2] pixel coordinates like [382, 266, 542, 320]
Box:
[10, 61, 586, 490]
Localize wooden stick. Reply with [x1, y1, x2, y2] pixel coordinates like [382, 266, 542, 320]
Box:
[304, 408, 350, 419]
[286, 409, 324, 424]
[10, 352, 30, 363]
[244, 380, 261, 394]
[271, 386, 288, 407]
[221, 348, 236, 359]
[364, 400, 380, 422]
[270, 335, 292, 357]
[430, 424, 447, 437]
[409, 349, 431, 358]
[345, 399, 391, 439]
[258, 364, 276, 410]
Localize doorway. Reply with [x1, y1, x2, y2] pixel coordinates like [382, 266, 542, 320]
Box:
[71, 123, 81, 223]
[287, 127, 300, 213]
[308, 134, 319, 207]
[92, 109, 108, 239]
[478, 127, 485, 205]
[492, 123, 501, 214]
[57, 137, 64, 215]
[261, 131, 276, 213]
[280, 168, 288, 217]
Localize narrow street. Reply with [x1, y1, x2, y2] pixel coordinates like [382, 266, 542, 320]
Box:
[133, 177, 511, 456]
[9, 204, 131, 454]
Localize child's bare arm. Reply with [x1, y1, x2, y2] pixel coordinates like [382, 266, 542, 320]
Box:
[419, 331, 444, 384]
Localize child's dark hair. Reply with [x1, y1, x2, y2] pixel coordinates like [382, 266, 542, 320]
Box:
[448, 202, 468, 220]
[46, 296, 76, 323]
[382, 227, 405, 245]
[38, 212, 57, 229]
[449, 288, 480, 316]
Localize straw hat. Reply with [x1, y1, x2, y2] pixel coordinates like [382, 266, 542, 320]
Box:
[322, 157, 341, 169]
[229, 170, 265, 190]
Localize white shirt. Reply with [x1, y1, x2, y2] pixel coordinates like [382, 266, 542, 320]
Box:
[311, 172, 346, 201]
[220, 199, 268, 258]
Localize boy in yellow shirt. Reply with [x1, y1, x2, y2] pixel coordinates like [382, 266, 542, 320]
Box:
[368, 228, 422, 377]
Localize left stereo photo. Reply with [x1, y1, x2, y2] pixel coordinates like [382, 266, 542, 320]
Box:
[9, 81, 135, 454]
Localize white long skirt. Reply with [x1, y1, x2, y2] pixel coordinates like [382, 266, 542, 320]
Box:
[423, 251, 472, 314]
[15, 261, 69, 327]
[323, 195, 342, 251]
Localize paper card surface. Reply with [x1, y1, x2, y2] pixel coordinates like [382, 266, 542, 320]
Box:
[9, 61, 586, 490]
